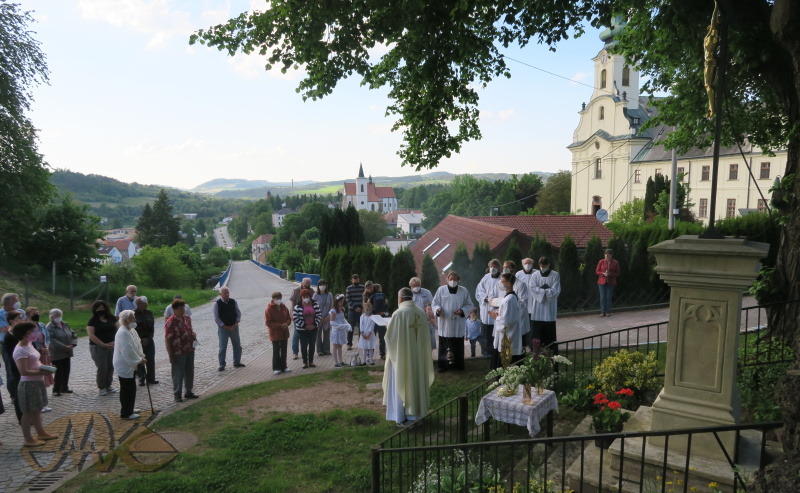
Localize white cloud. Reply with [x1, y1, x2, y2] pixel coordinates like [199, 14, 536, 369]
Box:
[497, 109, 515, 121]
[370, 123, 393, 135]
[480, 109, 515, 123]
[570, 72, 588, 85]
[77, 0, 195, 50]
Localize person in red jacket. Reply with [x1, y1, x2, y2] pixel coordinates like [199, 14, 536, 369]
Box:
[264, 292, 292, 375]
[596, 249, 621, 317]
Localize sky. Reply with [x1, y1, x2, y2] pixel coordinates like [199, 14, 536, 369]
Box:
[19, 0, 610, 190]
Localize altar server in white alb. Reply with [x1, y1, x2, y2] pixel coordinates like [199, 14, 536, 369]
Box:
[432, 271, 474, 372]
[515, 258, 536, 348]
[489, 273, 522, 370]
[528, 257, 561, 350]
[503, 260, 530, 354]
[475, 259, 502, 360]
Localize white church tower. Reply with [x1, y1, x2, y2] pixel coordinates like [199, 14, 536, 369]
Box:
[355, 163, 368, 205]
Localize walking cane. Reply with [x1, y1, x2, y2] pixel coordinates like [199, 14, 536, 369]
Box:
[143, 366, 155, 415]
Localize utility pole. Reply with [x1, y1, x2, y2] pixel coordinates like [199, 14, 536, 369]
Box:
[668, 146, 678, 230]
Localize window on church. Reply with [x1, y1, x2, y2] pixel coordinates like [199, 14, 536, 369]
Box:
[727, 199, 736, 218]
[360, 184, 364, 192]
[677, 167, 685, 181]
[634, 170, 641, 183]
[600, 69, 607, 89]
[594, 159, 602, 179]
[701, 166, 710, 181]
[655, 168, 662, 176]
[699, 199, 708, 217]
[599, 107, 604, 120]
[729, 164, 738, 180]
[622, 66, 630, 86]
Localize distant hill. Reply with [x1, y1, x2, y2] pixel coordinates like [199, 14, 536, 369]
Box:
[50, 169, 183, 204]
[193, 171, 555, 199]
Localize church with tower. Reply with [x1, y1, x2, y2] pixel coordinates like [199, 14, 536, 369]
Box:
[569, 22, 786, 222]
[342, 164, 398, 213]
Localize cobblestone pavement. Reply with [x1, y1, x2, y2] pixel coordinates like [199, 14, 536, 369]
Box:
[0, 261, 761, 491]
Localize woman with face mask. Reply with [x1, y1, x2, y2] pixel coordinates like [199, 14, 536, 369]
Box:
[292, 289, 321, 369]
[87, 300, 119, 396]
[313, 280, 333, 356]
[112, 310, 145, 419]
[46, 308, 77, 396]
[431, 271, 474, 372]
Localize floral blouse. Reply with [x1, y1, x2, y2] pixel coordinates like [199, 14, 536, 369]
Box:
[165, 315, 196, 355]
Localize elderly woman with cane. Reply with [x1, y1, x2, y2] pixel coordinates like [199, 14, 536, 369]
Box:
[113, 310, 145, 420]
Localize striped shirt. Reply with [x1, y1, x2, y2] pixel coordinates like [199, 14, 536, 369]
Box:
[346, 283, 365, 311]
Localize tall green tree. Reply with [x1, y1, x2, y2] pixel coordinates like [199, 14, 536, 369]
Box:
[557, 234, 580, 303]
[389, 248, 417, 309]
[372, 247, 393, 298]
[529, 233, 554, 268]
[421, 254, 440, 291]
[358, 209, 391, 243]
[135, 189, 181, 247]
[0, 3, 54, 257]
[450, 242, 472, 294]
[504, 237, 523, 270]
[532, 171, 572, 215]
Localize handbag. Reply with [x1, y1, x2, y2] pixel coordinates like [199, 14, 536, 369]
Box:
[349, 352, 362, 367]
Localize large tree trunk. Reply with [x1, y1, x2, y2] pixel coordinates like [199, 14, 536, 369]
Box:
[751, 1, 800, 489]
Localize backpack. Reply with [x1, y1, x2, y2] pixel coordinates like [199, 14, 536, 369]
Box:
[349, 352, 362, 367]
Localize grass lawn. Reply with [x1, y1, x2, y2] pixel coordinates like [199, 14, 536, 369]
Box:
[60, 357, 504, 493]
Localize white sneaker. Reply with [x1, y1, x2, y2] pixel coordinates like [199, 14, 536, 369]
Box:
[107, 387, 117, 394]
[283, 368, 292, 373]
[273, 370, 281, 375]
[125, 414, 140, 420]
[133, 408, 141, 413]
[99, 389, 108, 396]
[42, 406, 52, 412]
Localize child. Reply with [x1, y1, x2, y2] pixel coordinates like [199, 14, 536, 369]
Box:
[466, 307, 482, 358]
[329, 294, 351, 368]
[358, 302, 378, 365]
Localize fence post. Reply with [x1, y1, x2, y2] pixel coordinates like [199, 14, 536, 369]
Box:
[458, 395, 469, 444]
[370, 444, 381, 493]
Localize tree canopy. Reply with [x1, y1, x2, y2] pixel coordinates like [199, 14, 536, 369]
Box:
[135, 189, 182, 247]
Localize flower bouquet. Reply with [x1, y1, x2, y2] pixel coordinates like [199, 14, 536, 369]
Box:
[487, 348, 571, 402]
[591, 388, 632, 448]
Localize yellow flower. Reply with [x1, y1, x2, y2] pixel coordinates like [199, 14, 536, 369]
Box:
[666, 481, 673, 485]
[709, 482, 718, 488]
[690, 467, 697, 471]
[656, 476, 662, 480]
[691, 488, 698, 492]
[677, 480, 683, 485]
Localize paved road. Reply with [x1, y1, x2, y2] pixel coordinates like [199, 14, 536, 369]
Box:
[213, 226, 233, 250]
[0, 260, 762, 491]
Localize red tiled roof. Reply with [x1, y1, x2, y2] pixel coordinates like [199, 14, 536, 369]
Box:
[253, 234, 273, 245]
[374, 186, 395, 199]
[472, 215, 613, 248]
[344, 182, 355, 195]
[343, 182, 396, 201]
[410, 215, 529, 284]
[105, 239, 131, 250]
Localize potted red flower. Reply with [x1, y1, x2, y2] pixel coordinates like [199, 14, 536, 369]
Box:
[591, 388, 633, 448]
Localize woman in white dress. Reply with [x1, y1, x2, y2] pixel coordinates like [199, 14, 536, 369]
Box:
[329, 294, 351, 368]
[489, 273, 521, 370]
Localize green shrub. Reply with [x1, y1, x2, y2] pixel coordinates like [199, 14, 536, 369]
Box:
[592, 350, 661, 404]
[737, 339, 792, 422]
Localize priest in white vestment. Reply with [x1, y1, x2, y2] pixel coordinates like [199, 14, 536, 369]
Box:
[383, 288, 435, 427]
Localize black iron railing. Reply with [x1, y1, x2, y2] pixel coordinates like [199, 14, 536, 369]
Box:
[372, 421, 782, 493]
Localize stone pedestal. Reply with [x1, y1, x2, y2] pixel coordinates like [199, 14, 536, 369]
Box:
[647, 235, 768, 461]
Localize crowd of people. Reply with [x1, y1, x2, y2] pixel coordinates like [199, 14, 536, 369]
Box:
[0, 252, 619, 439]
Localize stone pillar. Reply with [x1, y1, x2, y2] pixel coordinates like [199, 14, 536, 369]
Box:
[647, 235, 768, 461]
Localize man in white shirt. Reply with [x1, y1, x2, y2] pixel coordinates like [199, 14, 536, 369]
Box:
[475, 259, 501, 360]
[528, 257, 561, 350]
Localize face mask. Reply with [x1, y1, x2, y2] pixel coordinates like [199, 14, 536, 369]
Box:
[523, 264, 533, 272]
[319, 286, 326, 292]
[303, 298, 311, 304]
[448, 280, 458, 288]
[499, 281, 506, 290]
[274, 299, 283, 305]
[54, 317, 63, 323]
[540, 267, 549, 273]
[502, 268, 511, 274]
[365, 310, 372, 315]
[13, 301, 21, 310]
[95, 310, 105, 316]
[129, 322, 137, 329]
[412, 286, 420, 293]
[31, 314, 40, 322]
[28, 332, 38, 342]
[490, 267, 499, 276]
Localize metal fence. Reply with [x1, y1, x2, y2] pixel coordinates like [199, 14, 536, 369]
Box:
[371, 300, 796, 492]
[371, 421, 782, 493]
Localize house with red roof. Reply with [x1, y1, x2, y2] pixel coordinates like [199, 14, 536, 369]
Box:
[410, 214, 613, 283]
[251, 234, 274, 263]
[103, 239, 138, 261]
[342, 164, 398, 213]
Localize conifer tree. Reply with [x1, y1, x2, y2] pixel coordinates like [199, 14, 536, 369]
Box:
[135, 189, 181, 247]
[504, 237, 523, 270]
[557, 234, 580, 304]
[389, 248, 417, 309]
[450, 242, 472, 293]
[372, 247, 393, 297]
[529, 233, 554, 268]
[582, 235, 605, 296]
[421, 254, 440, 291]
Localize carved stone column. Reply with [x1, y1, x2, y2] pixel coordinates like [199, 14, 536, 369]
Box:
[648, 235, 768, 460]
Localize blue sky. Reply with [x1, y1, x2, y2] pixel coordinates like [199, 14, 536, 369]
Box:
[20, 0, 608, 189]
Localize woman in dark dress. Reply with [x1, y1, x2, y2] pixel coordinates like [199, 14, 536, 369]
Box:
[86, 300, 118, 396]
